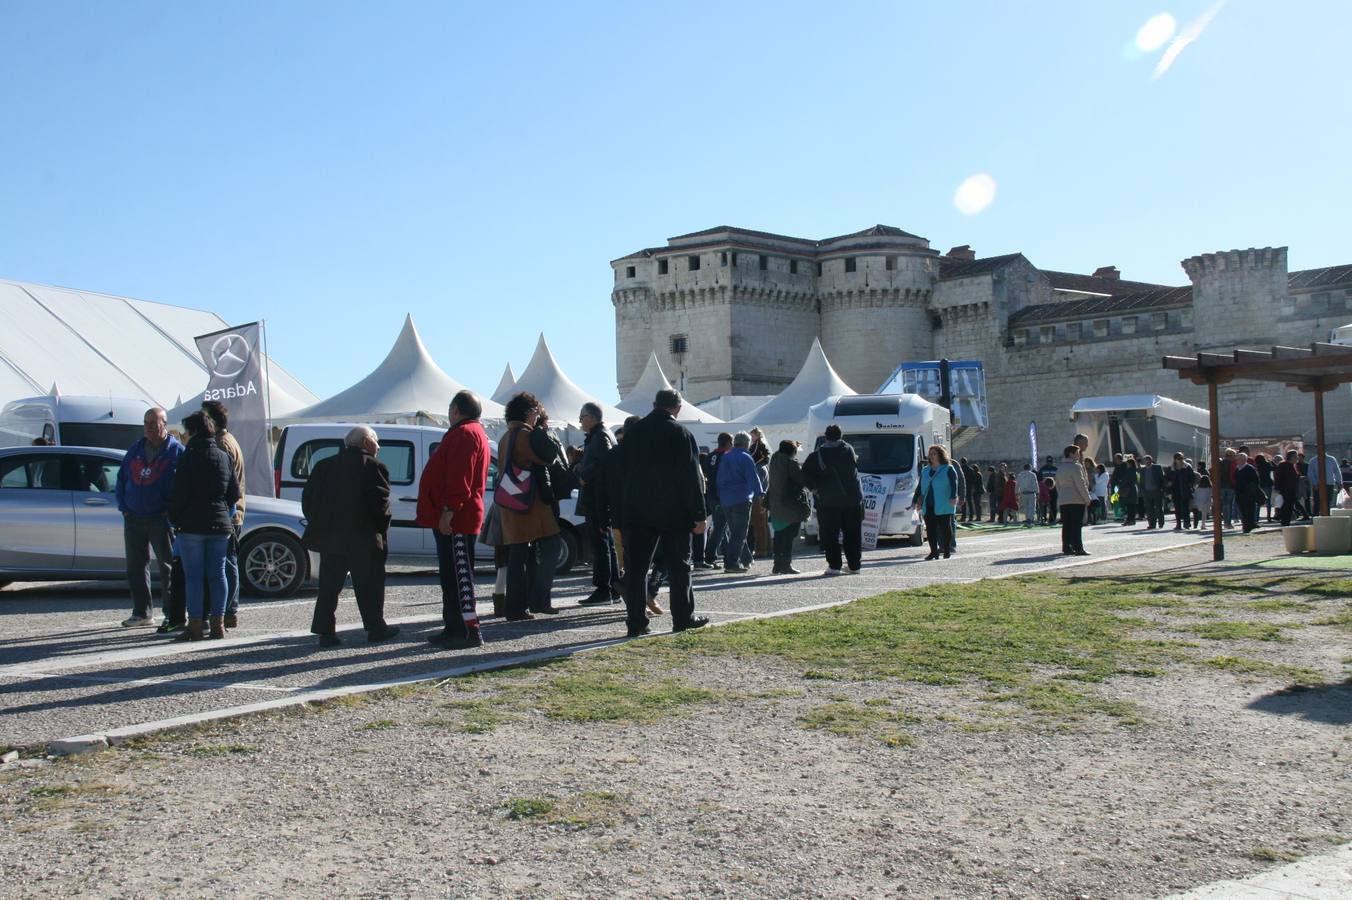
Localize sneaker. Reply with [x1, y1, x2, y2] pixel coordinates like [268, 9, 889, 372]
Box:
[155, 620, 184, 635]
[121, 615, 154, 627]
[782, 566, 801, 575]
[823, 568, 844, 577]
[845, 567, 862, 575]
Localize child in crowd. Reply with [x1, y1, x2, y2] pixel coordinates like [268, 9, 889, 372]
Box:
[1192, 474, 1212, 530]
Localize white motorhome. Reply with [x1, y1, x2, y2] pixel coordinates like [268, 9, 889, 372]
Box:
[0, 394, 150, 450]
[804, 394, 951, 546]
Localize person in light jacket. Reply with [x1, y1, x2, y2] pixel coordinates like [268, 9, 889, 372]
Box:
[1057, 445, 1093, 556]
[914, 445, 959, 560]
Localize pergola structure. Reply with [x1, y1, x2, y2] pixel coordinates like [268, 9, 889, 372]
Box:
[1163, 343, 1352, 560]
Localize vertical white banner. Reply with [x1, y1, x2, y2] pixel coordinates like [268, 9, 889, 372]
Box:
[1029, 421, 1039, 469]
[193, 322, 271, 497]
[859, 473, 891, 551]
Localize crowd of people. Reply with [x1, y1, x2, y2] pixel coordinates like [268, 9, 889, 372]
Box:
[108, 391, 1350, 648]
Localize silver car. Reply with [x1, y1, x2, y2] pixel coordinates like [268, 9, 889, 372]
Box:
[0, 445, 313, 598]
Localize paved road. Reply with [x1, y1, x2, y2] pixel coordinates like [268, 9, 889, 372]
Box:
[0, 522, 1214, 748]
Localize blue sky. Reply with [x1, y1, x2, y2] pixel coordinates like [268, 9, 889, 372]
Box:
[2, 1, 1348, 403]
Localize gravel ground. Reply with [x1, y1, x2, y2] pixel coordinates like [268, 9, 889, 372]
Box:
[1, 535, 1349, 899]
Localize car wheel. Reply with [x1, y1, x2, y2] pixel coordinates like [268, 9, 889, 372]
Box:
[557, 525, 579, 575]
[240, 530, 307, 598]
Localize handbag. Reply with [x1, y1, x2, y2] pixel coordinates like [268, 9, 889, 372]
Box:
[493, 428, 535, 513]
[1273, 491, 1284, 510]
[478, 502, 504, 546]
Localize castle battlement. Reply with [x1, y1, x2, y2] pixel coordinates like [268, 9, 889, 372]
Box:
[1182, 247, 1288, 281]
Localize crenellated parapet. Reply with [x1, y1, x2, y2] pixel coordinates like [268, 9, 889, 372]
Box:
[818, 287, 932, 313]
[1181, 247, 1288, 282]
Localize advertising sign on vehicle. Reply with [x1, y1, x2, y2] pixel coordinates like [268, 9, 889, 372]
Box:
[860, 473, 892, 551]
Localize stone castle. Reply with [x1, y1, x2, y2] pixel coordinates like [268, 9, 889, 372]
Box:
[611, 225, 1352, 460]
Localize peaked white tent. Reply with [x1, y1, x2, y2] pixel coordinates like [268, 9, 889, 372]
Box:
[0, 277, 316, 415]
[735, 338, 857, 426]
[490, 363, 517, 404]
[284, 315, 504, 425]
[618, 352, 722, 422]
[509, 334, 625, 425]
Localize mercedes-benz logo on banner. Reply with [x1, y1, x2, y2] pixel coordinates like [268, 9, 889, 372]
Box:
[210, 333, 251, 379]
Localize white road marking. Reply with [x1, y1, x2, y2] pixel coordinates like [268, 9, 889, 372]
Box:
[1, 671, 299, 693]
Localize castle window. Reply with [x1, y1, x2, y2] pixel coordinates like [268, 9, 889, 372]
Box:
[670, 334, 689, 355]
[1067, 322, 1082, 341]
[816, 262, 823, 276]
[759, 255, 768, 271]
[1151, 312, 1167, 330]
[658, 259, 669, 275]
[688, 255, 701, 271]
[1039, 325, 1055, 344]
[844, 258, 857, 273]
[625, 266, 636, 279]
[1121, 316, 1137, 335]
[1092, 319, 1108, 338]
[1013, 329, 1027, 347]
[1180, 309, 1193, 328]
[719, 251, 727, 266]
[885, 256, 896, 271]
[789, 259, 799, 275]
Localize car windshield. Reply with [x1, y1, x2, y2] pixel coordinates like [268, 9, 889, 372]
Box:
[841, 433, 915, 475]
[58, 423, 147, 451]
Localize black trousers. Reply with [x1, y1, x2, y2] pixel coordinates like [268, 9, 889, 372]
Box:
[1171, 492, 1191, 528]
[623, 524, 694, 631]
[924, 513, 952, 557]
[817, 505, 863, 571]
[311, 545, 388, 636]
[1143, 492, 1165, 528]
[1060, 504, 1086, 554]
[966, 491, 981, 522]
[772, 521, 801, 571]
[1240, 496, 1259, 532]
[123, 514, 173, 617]
[586, 515, 618, 591]
[1278, 489, 1298, 526]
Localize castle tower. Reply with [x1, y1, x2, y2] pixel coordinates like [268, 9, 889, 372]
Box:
[1182, 247, 1289, 350]
[611, 253, 657, 397]
[817, 226, 939, 392]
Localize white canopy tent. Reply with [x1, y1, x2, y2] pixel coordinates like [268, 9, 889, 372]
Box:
[735, 338, 857, 427]
[490, 363, 517, 404]
[508, 334, 626, 426]
[282, 314, 504, 427]
[0, 277, 316, 415]
[618, 352, 723, 423]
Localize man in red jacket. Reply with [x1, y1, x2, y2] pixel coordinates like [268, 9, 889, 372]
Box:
[417, 391, 492, 650]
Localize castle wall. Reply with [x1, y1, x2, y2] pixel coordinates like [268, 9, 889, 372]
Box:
[819, 252, 935, 391]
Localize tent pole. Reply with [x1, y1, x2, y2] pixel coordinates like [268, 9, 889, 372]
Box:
[1314, 379, 1329, 516]
[1208, 377, 1223, 562]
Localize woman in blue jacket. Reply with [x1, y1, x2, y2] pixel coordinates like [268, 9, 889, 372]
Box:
[914, 445, 959, 560]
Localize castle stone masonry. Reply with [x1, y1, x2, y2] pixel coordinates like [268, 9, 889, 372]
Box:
[612, 225, 1352, 460]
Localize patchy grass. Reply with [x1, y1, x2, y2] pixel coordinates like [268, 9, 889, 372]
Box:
[26, 782, 122, 812]
[357, 719, 397, 732]
[1245, 599, 1312, 613]
[184, 744, 259, 757]
[504, 791, 633, 829]
[423, 699, 509, 734]
[1189, 621, 1288, 642]
[1311, 606, 1352, 629]
[529, 671, 716, 724]
[797, 701, 921, 747]
[1202, 656, 1322, 684]
[1246, 846, 1302, 863]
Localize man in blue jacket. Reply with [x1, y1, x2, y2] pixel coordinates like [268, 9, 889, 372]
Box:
[716, 431, 764, 573]
[115, 407, 184, 627]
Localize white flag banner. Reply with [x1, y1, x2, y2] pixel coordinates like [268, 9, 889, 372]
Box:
[193, 322, 271, 497]
[859, 473, 892, 551]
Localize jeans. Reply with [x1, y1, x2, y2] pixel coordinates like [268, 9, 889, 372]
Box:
[772, 521, 801, 571]
[122, 513, 173, 617]
[722, 502, 753, 569]
[433, 531, 479, 636]
[178, 532, 229, 619]
[586, 516, 618, 591]
[1060, 504, 1086, 554]
[817, 504, 863, 571]
[704, 505, 727, 565]
[506, 535, 562, 615]
[1222, 488, 1236, 526]
[225, 526, 240, 616]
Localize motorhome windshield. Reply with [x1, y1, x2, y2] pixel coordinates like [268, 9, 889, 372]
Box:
[59, 423, 146, 451]
[840, 432, 915, 475]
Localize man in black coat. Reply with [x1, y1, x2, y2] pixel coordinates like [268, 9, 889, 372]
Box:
[576, 401, 620, 606]
[619, 390, 708, 637]
[302, 426, 400, 647]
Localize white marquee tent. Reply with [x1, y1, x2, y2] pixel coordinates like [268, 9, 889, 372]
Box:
[490, 363, 517, 404]
[508, 334, 626, 426]
[735, 338, 857, 427]
[283, 314, 504, 426]
[0, 277, 316, 416]
[618, 352, 723, 423]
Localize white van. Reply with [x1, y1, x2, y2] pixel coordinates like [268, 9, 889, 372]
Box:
[0, 394, 150, 450]
[272, 423, 587, 572]
[803, 394, 951, 546]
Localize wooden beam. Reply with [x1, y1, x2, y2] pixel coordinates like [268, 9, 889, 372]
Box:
[1315, 384, 1329, 516]
[1208, 378, 1224, 562]
[1163, 355, 1197, 370]
[1271, 345, 1314, 359]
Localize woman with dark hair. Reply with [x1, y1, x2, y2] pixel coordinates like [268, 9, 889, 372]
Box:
[167, 411, 240, 641]
[767, 439, 810, 574]
[498, 392, 563, 619]
[914, 444, 959, 560]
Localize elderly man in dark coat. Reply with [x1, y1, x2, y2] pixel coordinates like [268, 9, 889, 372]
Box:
[302, 425, 400, 647]
[619, 389, 709, 638]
